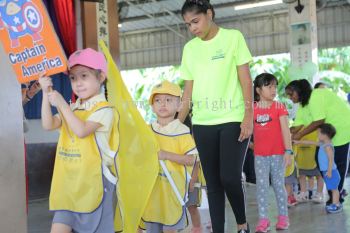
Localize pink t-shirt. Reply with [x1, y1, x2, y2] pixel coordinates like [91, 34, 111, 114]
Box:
[253, 101, 289, 156]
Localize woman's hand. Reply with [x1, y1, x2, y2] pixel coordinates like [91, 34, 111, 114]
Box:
[239, 114, 253, 142]
[292, 132, 302, 140]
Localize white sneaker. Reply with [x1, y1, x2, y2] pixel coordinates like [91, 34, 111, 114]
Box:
[312, 192, 323, 203]
[296, 192, 309, 202]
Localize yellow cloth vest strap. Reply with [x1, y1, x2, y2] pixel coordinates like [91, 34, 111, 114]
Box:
[295, 130, 318, 170]
[49, 101, 116, 213]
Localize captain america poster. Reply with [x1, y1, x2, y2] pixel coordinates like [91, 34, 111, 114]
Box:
[0, 0, 67, 83]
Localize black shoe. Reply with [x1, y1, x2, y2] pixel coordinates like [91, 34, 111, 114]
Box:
[237, 223, 250, 233]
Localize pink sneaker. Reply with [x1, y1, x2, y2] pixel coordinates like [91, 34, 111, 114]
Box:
[276, 215, 289, 230]
[255, 218, 270, 233]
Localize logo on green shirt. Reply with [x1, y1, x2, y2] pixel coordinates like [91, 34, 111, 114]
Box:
[211, 49, 225, 60]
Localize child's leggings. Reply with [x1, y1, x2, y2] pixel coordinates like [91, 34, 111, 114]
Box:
[254, 155, 288, 219]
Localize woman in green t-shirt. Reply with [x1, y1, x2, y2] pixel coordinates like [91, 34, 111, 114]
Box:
[179, 1, 253, 233]
[285, 79, 350, 205]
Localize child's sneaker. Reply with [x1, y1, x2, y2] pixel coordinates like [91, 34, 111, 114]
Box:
[287, 195, 298, 207]
[275, 215, 289, 230]
[326, 203, 343, 214]
[255, 218, 270, 233]
[311, 192, 323, 203]
[296, 192, 308, 202]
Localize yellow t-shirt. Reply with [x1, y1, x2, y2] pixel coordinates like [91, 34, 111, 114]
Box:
[181, 28, 252, 125]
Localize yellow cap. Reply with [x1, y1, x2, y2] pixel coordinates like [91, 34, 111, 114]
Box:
[149, 81, 181, 104]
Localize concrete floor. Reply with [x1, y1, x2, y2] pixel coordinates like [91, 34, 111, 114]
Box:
[28, 183, 350, 233]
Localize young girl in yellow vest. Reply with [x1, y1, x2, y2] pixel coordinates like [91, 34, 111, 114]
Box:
[142, 81, 198, 233]
[39, 48, 118, 233]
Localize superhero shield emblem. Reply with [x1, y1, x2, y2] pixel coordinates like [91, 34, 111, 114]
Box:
[22, 1, 42, 33]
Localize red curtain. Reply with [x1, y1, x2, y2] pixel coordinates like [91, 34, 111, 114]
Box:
[53, 0, 77, 102]
[53, 0, 77, 56]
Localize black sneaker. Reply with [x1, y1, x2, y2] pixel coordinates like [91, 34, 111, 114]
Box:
[237, 223, 250, 233]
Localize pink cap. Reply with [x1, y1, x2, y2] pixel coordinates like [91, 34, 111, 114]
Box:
[68, 48, 107, 75]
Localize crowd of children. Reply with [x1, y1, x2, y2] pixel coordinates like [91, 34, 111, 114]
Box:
[35, 42, 350, 233]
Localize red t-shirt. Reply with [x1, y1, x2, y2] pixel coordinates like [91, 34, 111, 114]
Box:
[253, 101, 289, 156]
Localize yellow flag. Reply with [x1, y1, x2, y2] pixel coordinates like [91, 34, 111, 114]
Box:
[99, 41, 159, 233]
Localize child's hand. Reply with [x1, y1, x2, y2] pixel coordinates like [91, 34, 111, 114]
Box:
[284, 153, 292, 167]
[38, 76, 52, 94]
[326, 170, 332, 178]
[47, 90, 65, 108]
[158, 150, 168, 160]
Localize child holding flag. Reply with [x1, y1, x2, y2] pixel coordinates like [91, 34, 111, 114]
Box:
[39, 48, 118, 233]
[143, 81, 199, 233]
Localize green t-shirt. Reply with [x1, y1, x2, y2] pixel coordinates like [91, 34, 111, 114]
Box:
[308, 88, 350, 146]
[293, 104, 313, 127]
[180, 28, 252, 125]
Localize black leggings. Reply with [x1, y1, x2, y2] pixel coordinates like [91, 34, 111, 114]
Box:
[193, 122, 249, 232]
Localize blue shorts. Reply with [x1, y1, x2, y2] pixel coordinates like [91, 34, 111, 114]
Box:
[322, 169, 340, 190]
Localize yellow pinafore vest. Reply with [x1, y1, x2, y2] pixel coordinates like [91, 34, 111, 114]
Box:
[142, 127, 193, 226]
[295, 130, 318, 170]
[50, 102, 118, 213]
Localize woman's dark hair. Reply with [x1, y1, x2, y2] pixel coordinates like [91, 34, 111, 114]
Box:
[181, 0, 215, 19]
[285, 79, 312, 107]
[314, 82, 326, 89]
[253, 73, 278, 101]
[319, 123, 336, 139]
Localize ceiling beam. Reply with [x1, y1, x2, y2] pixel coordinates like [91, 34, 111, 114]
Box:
[121, 0, 254, 23]
[123, 0, 185, 38]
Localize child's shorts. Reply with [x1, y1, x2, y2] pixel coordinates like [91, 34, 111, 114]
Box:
[299, 168, 320, 176]
[322, 169, 340, 190]
[186, 187, 201, 207]
[52, 177, 115, 233]
[285, 168, 298, 185]
[145, 212, 186, 233]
